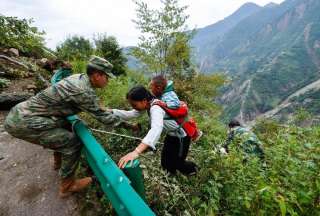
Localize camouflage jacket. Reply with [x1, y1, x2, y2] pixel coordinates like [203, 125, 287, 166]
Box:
[224, 126, 264, 158]
[5, 73, 120, 127]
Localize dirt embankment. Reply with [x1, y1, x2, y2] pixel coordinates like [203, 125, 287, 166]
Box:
[0, 111, 79, 216]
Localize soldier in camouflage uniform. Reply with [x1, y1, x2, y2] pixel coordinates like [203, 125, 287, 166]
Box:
[223, 119, 264, 159]
[4, 56, 122, 197]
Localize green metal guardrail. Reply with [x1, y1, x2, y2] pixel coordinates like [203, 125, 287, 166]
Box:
[51, 70, 155, 216]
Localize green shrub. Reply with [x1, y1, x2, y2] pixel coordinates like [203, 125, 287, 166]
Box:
[56, 35, 94, 61]
[94, 34, 127, 76]
[71, 59, 87, 74]
[0, 15, 45, 57]
[0, 78, 10, 89]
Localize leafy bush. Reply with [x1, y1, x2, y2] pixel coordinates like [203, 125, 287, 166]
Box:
[56, 35, 94, 61]
[0, 78, 10, 89]
[71, 59, 87, 74]
[0, 15, 46, 57]
[94, 34, 127, 76]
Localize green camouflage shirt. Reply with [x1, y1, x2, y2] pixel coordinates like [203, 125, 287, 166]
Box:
[6, 73, 120, 127]
[225, 126, 264, 159]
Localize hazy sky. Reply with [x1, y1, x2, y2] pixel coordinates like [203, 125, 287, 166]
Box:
[1, 0, 285, 49]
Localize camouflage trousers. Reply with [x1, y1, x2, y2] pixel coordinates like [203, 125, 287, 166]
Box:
[4, 107, 83, 178]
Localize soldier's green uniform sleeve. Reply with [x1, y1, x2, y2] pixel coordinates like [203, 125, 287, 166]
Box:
[72, 91, 121, 126]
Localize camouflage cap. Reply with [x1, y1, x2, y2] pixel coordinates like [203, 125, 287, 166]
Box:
[88, 55, 115, 78]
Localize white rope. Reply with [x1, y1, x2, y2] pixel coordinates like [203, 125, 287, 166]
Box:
[89, 128, 221, 155]
[90, 128, 144, 142]
[90, 128, 164, 145]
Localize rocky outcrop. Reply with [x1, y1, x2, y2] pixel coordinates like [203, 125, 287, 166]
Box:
[8, 48, 19, 57]
[0, 53, 52, 109]
[0, 92, 33, 110]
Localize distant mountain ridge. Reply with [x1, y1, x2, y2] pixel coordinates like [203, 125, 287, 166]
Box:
[191, 2, 263, 72]
[191, 0, 320, 122]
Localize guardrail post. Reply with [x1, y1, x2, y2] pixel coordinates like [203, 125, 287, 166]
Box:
[124, 160, 146, 201]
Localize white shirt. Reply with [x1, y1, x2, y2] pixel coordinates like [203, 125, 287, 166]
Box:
[112, 101, 186, 149]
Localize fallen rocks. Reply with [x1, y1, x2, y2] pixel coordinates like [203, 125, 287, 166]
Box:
[0, 92, 33, 110]
[8, 48, 19, 57]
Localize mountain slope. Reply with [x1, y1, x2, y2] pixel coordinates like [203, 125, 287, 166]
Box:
[202, 0, 320, 121]
[191, 3, 262, 72]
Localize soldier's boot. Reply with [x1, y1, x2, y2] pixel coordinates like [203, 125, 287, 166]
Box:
[53, 152, 62, 170]
[59, 176, 92, 198]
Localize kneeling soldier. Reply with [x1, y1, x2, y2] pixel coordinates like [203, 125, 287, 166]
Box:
[5, 56, 122, 197]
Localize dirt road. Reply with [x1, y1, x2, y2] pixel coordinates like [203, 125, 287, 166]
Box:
[0, 111, 79, 216]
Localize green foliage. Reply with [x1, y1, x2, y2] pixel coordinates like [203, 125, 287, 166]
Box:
[94, 34, 127, 76]
[254, 118, 283, 139]
[292, 108, 313, 126]
[0, 78, 10, 89]
[174, 74, 225, 116]
[56, 35, 94, 61]
[57, 34, 127, 77]
[193, 122, 320, 216]
[132, 0, 194, 76]
[71, 59, 87, 74]
[166, 32, 194, 78]
[0, 15, 45, 57]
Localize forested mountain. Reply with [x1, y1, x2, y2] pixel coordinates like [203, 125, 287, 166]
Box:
[191, 0, 320, 122]
[191, 2, 262, 70]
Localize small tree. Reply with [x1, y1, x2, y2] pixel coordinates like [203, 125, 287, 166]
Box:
[56, 35, 94, 61]
[94, 34, 127, 76]
[166, 32, 194, 78]
[132, 0, 193, 77]
[132, 0, 225, 115]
